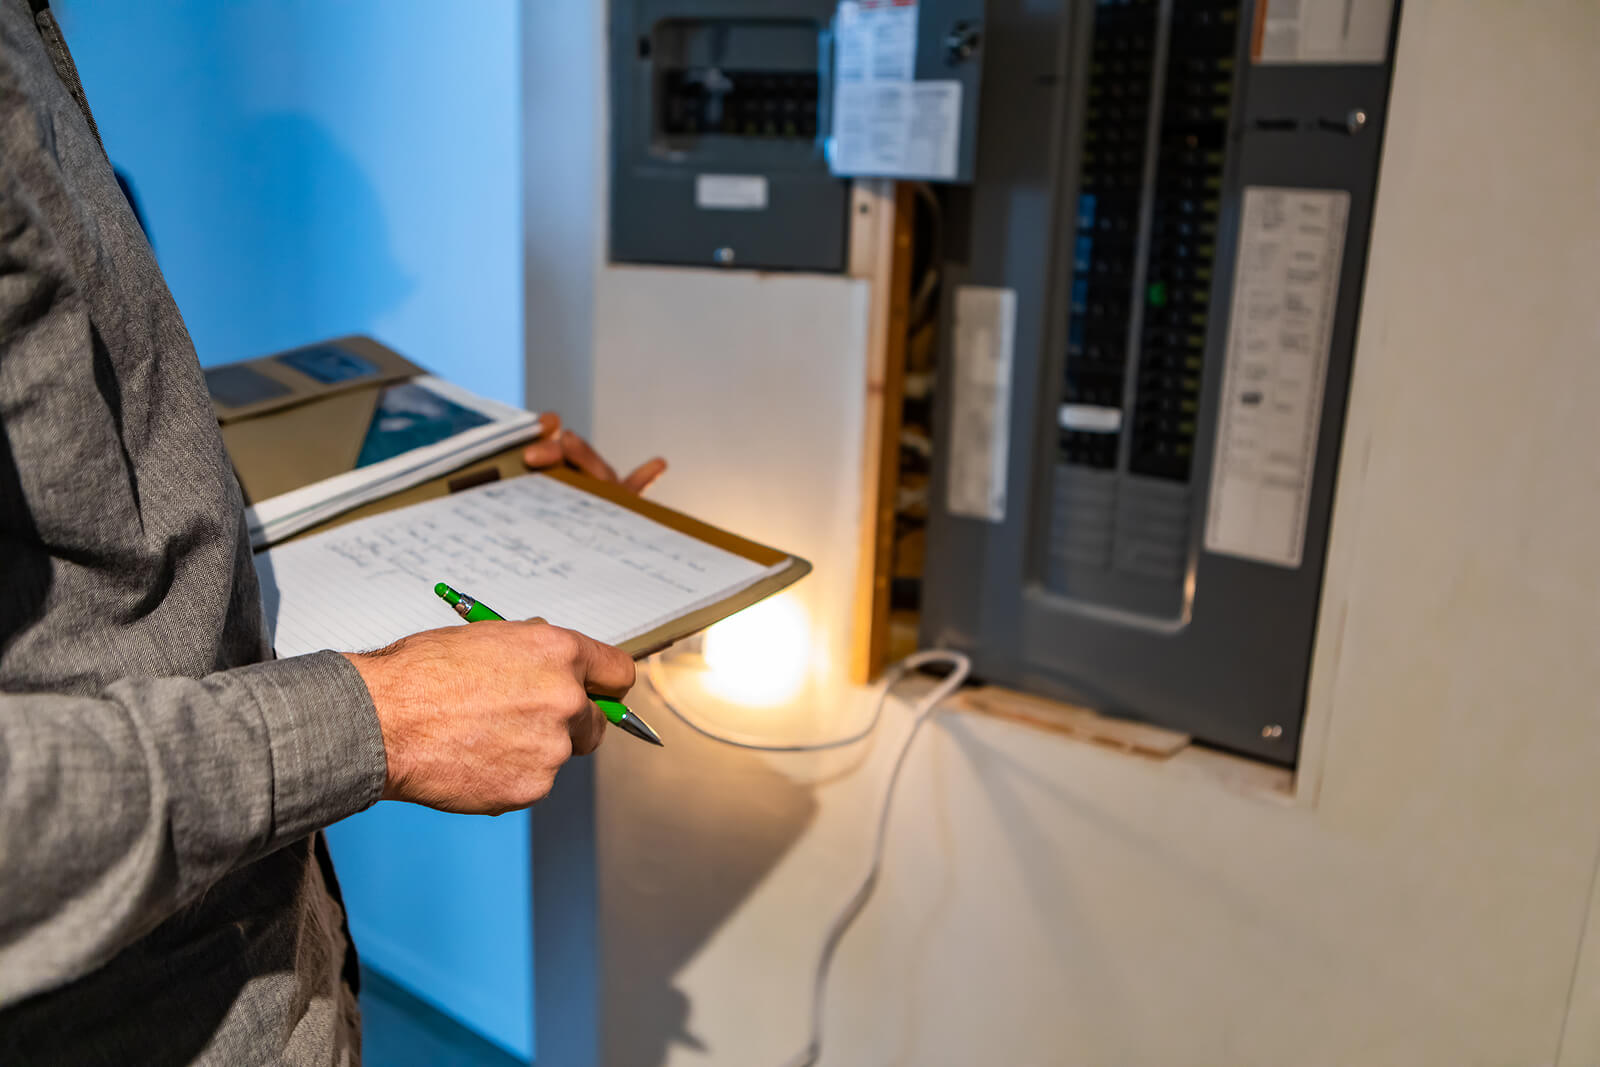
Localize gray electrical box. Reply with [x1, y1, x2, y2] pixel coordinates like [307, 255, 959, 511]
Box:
[610, 0, 847, 272]
[609, 0, 987, 272]
[922, 0, 1401, 765]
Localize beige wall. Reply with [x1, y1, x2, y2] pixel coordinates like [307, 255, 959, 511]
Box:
[589, 2, 1600, 1063]
[593, 267, 871, 733]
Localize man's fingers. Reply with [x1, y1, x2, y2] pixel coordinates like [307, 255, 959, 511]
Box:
[566, 629, 628, 756]
[520, 415, 665, 497]
[622, 457, 668, 495]
[575, 632, 637, 697]
[521, 414, 566, 468]
[522, 437, 565, 468]
[569, 700, 607, 757]
[559, 430, 619, 483]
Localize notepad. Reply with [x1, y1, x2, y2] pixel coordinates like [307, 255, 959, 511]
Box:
[257, 473, 795, 659]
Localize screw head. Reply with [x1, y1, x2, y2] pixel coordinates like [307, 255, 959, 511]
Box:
[1346, 108, 1368, 134]
[713, 246, 735, 266]
[1262, 724, 1284, 739]
[944, 22, 981, 65]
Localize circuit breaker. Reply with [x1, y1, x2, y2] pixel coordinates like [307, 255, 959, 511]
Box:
[609, 0, 986, 272]
[610, 1, 847, 272]
[922, 0, 1400, 765]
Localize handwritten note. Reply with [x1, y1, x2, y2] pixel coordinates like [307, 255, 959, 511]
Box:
[257, 474, 782, 657]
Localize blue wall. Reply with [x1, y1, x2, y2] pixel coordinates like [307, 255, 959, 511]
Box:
[61, 2, 534, 1059]
[59, 1, 523, 406]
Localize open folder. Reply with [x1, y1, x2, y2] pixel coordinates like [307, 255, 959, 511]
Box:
[224, 339, 809, 659]
[206, 335, 544, 547]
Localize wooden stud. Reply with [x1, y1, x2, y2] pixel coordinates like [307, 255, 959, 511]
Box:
[848, 179, 917, 684]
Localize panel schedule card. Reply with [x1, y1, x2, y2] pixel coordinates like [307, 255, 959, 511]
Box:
[257, 472, 806, 659]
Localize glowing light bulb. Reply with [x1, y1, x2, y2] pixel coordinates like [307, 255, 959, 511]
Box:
[701, 592, 812, 707]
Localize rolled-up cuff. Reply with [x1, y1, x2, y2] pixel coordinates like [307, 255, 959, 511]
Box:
[228, 650, 387, 846]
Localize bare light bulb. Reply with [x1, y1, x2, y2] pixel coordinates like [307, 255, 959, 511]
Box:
[700, 592, 812, 707]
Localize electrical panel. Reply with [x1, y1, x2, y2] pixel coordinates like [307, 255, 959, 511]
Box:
[609, 0, 986, 272]
[611, 1, 845, 272]
[923, 0, 1400, 765]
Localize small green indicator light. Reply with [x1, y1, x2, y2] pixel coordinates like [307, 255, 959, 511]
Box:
[1147, 282, 1168, 308]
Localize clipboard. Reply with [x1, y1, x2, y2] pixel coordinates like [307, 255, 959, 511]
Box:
[223, 336, 811, 657]
[536, 468, 810, 658]
[269, 446, 811, 659]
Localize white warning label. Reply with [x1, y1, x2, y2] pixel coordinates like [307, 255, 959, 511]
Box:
[831, 80, 962, 181]
[1204, 187, 1349, 568]
[1254, 0, 1395, 65]
[836, 0, 919, 83]
[946, 286, 1016, 523]
[831, 0, 963, 181]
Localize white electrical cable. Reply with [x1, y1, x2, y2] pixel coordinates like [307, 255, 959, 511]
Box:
[645, 652, 903, 753]
[642, 648, 973, 1067]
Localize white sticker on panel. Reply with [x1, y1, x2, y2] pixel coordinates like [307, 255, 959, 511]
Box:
[831, 80, 962, 181]
[836, 0, 919, 85]
[1058, 404, 1123, 434]
[947, 286, 1016, 523]
[831, 0, 964, 181]
[1255, 0, 1395, 65]
[695, 174, 769, 211]
[1204, 187, 1349, 568]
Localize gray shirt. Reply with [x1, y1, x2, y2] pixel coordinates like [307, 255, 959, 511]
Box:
[0, 2, 389, 1061]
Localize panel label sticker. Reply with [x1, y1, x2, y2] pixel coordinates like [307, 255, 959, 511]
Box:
[831, 0, 963, 181]
[1252, 0, 1395, 65]
[1204, 187, 1349, 568]
[695, 174, 769, 211]
[1058, 404, 1123, 434]
[836, 0, 918, 85]
[831, 80, 962, 181]
[946, 286, 1016, 523]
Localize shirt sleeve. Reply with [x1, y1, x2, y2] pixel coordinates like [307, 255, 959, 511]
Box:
[0, 69, 388, 1009]
[0, 650, 388, 1009]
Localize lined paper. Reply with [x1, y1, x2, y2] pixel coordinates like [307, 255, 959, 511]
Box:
[257, 474, 783, 657]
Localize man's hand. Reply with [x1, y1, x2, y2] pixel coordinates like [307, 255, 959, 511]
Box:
[522, 412, 666, 494]
[343, 621, 635, 815]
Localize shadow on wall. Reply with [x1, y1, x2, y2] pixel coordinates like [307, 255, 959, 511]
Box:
[599, 692, 822, 1067]
[144, 112, 413, 364]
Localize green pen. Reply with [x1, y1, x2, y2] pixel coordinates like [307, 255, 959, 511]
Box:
[433, 582, 663, 747]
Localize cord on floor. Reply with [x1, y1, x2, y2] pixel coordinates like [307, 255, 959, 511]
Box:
[642, 648, 973, 1067]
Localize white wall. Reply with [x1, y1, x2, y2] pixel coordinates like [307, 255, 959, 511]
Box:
[519, 7, 612, 1063]
[522, 0, 609, 432]
[594, 267, 872, 729]
[592, 2, 1600, 1065]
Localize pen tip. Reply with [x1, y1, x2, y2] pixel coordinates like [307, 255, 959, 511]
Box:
[619, 713, 664, 747]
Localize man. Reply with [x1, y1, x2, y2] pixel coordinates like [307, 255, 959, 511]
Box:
[0, 2, 662, 1061]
